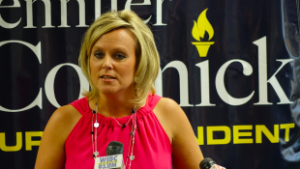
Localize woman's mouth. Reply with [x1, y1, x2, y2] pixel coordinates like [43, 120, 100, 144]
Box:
[100, 75, 116, 81]
[101, 75, 115, 79]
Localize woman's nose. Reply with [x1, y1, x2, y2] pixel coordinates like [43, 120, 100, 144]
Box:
[102, 55, 113, 69]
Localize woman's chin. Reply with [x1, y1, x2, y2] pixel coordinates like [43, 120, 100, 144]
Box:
[99, 88, 117, 95]
[100, 90, 115, 95]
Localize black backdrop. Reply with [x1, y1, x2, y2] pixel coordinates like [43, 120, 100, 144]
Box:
[0, 0, 300, 169]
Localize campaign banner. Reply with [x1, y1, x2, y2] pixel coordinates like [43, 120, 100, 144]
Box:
[0, 0, 299, 169]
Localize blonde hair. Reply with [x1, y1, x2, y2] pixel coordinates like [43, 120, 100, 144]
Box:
[78, 10, 160, 108]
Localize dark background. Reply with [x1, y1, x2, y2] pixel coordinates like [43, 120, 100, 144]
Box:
[0, 0, 299, 168]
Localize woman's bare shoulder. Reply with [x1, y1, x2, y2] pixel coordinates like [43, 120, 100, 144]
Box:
[153, 97, 203, 169]
[153, 97, 186, 142]
[42, 104, 82, 143]
[47, 104, 82, 138]
[50, 105, 82, 126]
[35, 104, 82, 169]
[154, 97, 186, 120]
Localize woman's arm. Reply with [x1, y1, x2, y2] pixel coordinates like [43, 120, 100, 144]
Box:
[34, 105, 81, 169]
[154, 97, 204, 169]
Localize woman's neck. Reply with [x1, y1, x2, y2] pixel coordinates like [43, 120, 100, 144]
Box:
[94, 92, 135, 118]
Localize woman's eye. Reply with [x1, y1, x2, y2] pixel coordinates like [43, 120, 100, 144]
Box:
[94, 52, 103, 58]
[115, 53, 126, 60]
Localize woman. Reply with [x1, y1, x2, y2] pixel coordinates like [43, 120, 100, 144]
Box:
[35, 10, 203, 169]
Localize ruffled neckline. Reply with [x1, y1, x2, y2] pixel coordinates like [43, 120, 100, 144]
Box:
[82, 97, 153, 127]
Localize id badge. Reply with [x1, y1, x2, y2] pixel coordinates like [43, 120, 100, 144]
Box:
[94, 154, 123, 169]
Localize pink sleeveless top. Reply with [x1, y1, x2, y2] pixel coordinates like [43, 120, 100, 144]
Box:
[65, 94, 172, 169]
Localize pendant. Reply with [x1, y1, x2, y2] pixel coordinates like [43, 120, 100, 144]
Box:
[122, 124, 126, 128]
[94, 122, 99, 128]
[130, 155, 135, 160]
[93, 151, 99, 157]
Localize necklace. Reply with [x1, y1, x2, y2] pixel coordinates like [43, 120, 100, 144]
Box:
[91, 102, 137, 169]
[113, 110, 134, 128]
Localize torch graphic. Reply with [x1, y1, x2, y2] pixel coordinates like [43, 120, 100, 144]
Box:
[192, 8, 215, 57]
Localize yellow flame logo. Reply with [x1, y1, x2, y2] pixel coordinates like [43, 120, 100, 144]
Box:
[192, 8, 215, 57]
[192, 8, 214, 41]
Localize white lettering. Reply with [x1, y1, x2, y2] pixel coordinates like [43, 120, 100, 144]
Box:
[154, 68, 163, 96]
[161, 61, 192, 107]
[0, 0, 20, 8]
[153, 0, 166, 26]
[254, 36, 292, 105]
[195, 60, 215, 106]
[58, 0, 70, 28]
[111, 0, 117, 11]
[95, 0, 101, 20]
[0, 0, 21, 29]
[76, 0, 88, 27]
[59, 0, 87, 28]
[125, 0, 152, 23]
[1, 0, 166, 29]
[215, 59, 255, 106]
[24, 0, 54, 28]
[268, 59, 293, 104]
[44, 63, 89, 108]
[0, 40, 42, 112]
